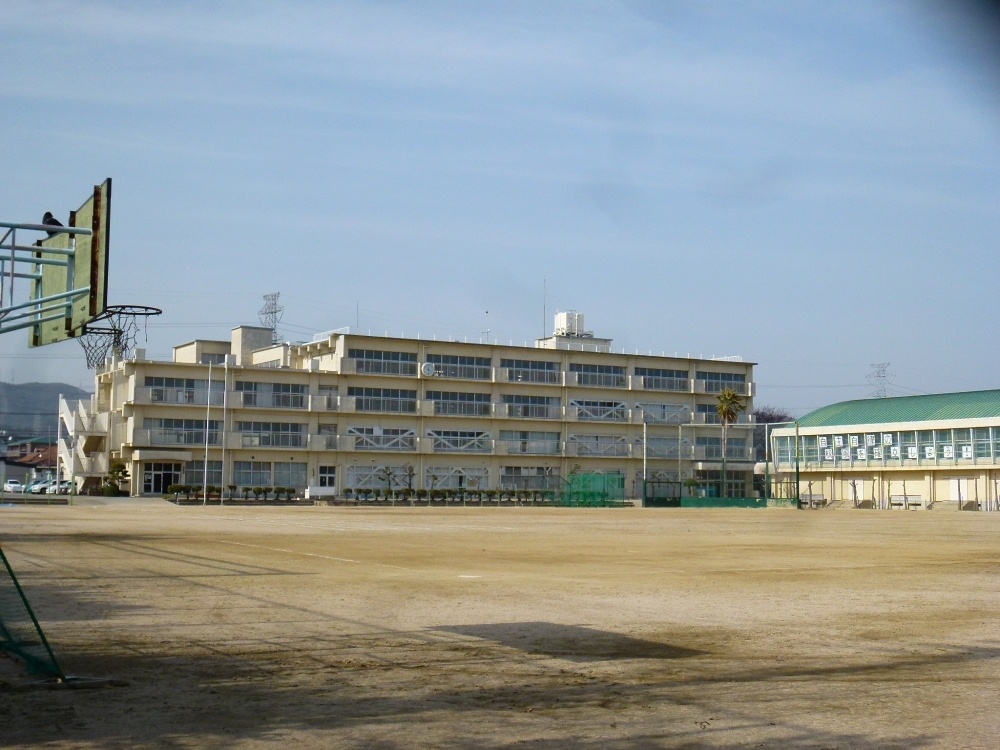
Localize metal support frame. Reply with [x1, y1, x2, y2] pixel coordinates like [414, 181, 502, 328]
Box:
[0, 221, 93, 337]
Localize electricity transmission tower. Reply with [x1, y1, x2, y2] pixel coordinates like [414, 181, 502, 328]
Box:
[259, 292, 283, 344]
[867, 362, 892, 398]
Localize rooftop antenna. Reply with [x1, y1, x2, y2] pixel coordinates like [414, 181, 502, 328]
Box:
[867, 362, 892, 398]
[259, 292, 283, 344]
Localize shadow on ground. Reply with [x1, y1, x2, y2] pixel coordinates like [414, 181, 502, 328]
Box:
[436, 622, 705, 661]
[3, 630, 993, 749]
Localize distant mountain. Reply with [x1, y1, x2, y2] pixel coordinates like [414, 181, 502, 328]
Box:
[0, 381, 91, 439]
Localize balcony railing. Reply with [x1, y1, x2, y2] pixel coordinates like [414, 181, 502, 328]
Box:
[498, 440, 561, 455]
[308, 434, 339, 450]
[352, 397, 417, 414]
[503, 403, 562, 420]
[352, 434, 417, 451]
[141, 387, 224, 406]
[695, 380, 751, 396]
[310, 394, 340, 411]
[238, 392, 308, 409]
[691, 445, 754, 461]
[568, 441, 629, 457]
[427, 363, 492, 380]
[637, 376, 690, 392]
[572, 404, 628, 422]
[502, 368, 561, 385]
[431, 436, 493, 453]
[239, 433, 307, 448]
[131, 429, 221, 447]
[571, 372, 627, 388]
[432, 401, 492, 417]
[352, 359, 417, 376]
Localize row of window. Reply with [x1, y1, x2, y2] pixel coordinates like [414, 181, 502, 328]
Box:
[775, 428, 1000, 465]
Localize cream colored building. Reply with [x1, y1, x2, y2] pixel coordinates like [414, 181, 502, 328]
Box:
[769, 391, 1000, 510]
[59, 314, 756, 499]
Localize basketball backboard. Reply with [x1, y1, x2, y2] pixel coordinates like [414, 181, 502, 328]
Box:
[29, 178, 111, 347]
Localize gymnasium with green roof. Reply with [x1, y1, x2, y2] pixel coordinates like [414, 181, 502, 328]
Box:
[769, 390, 1000, 510]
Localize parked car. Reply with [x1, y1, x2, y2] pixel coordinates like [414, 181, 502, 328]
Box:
[3, 479, 23, 492]
[47, 480, 74, 495]
[29, 480, 55, 494]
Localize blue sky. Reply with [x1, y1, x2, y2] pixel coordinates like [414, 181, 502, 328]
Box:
[2, 1, 998, 415]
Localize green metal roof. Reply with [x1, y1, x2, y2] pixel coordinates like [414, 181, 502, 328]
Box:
[796, 390, 1000, 428]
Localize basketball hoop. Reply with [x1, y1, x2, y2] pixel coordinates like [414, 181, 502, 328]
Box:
[78, 304, 162, 369]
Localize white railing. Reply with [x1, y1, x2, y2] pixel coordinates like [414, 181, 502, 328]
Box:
[635, 375, 690, 392]
[351, 434, 417, 452]
[425, 363, 492, 380]
[571, 404, 628, 422]
[308, 434, 339, 450]
[431, 436, 493, 453]
[310, 394, 340, 411]
[237, 391, 308, 409]
[238, 433, 307, 448]
[569, 372, 627, 388]
[501, 367, 561, 385]
[497, 440, 561, 455]
[503, 403, 562, 420]
[131, 428, 222, 447]
[567, 440, 629, 457]
[139, 386, 225, 407]
[431, 400, 493, 417]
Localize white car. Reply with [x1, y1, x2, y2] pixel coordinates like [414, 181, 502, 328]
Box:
[3, 479, 23, 492]
[30, 480, 55, 494]
[47, 480, 73, 495]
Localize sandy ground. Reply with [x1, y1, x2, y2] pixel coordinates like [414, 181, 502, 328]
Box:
[0, 505, 998, 749]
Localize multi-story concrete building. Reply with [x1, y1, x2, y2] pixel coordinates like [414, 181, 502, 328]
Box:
[769, 391, 1000, 510]
[59, 314, 756, 499]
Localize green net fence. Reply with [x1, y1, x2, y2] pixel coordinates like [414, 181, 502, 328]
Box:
[0, 545, 64, 678]
[557, 473, 626, 507]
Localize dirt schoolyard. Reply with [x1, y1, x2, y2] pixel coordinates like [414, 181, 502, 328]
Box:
[1, 504, 998, 749]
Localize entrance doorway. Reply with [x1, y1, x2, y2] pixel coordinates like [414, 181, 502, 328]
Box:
[143, 462, 183, 494]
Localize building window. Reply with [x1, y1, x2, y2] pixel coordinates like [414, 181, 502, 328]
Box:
[426, 354, 491, 380]
[569, 363, 626, 388]
[696, 403, 721, 424]
[233, 461, 271, 487]
[348, 349, 417, 376]
[638, 436, 681, 458]
[696, 371, 747, 394]
[501, 394, 561, 419]
[200, 353, 227, 365]
[185, 461, 222, 486]
[235, 381, 307, 408]
[500, 358, 560, 384]
[696, 435, 747, 460]
[426, 391, 491, 416]
[500, 466, 558, 490]
[145, 376, 223, 405]
[274, 462, 307, 487]
[425, 466, 488, 491]
[143, 418, 220, 445]
[235, 421, 306, 448]
[635, 367, 688, 391]
[347, 387, 417, 413]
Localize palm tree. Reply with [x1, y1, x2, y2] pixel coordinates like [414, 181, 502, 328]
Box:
[716, 387, 747, 498]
